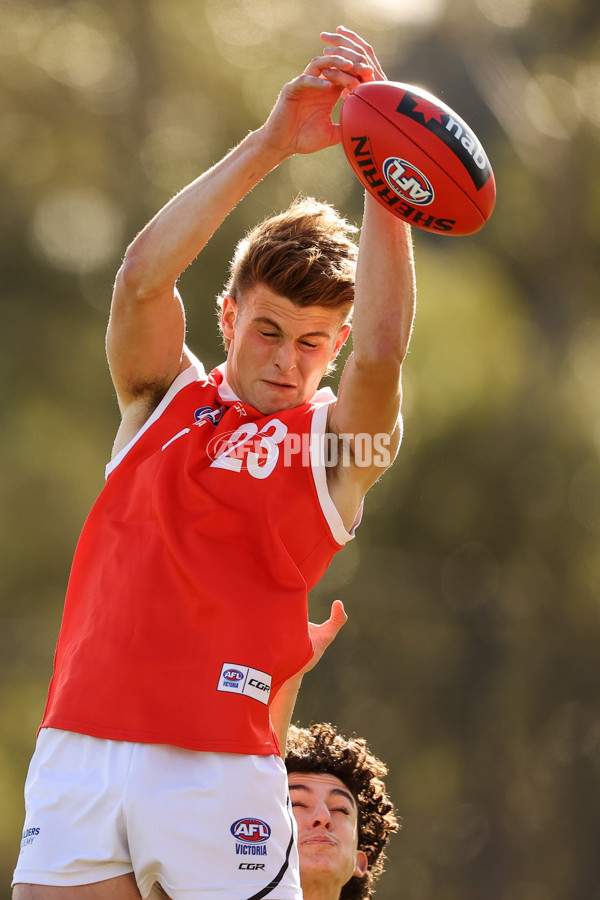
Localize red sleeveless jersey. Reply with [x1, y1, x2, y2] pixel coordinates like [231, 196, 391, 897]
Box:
[40, 362, 357, 754]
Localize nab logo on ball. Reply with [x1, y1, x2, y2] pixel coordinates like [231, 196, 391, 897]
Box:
[395, 90, 493, 190]
[383, 158, 434, 206]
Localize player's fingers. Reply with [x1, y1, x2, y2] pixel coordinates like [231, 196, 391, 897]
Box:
[321, 68, 361, 91]
[322, 42, 371, 64]
[335, 25, 377, 59]
[296, 56, 360, 93]
[321, 27, 373, 59]
[303, 52, 353, 78]
[322, 46, 375, 80]
[329, 599, 348, 626]
[323, 26, 386, 81]
[321, 31, 367, 66]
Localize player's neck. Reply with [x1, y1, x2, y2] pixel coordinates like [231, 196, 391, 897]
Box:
[300, 872, 345, 900]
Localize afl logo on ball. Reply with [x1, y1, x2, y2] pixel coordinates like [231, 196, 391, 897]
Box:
[383, 158, 434, 206]
[231, 818, 272, 843]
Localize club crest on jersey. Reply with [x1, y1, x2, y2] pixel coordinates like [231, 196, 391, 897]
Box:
[383, 158, 434, 206]
[194, 405, 224, 427]
[231, 818, 271, 856]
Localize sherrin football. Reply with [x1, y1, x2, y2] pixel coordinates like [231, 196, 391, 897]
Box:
[340, 81, 496, 236]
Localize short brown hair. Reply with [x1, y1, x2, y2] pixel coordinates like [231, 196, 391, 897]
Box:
[217, 197, 358, 349]
[285, 723, 399, 900]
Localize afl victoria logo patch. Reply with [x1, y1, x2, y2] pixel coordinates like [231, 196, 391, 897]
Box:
[217, 662, 272, 705]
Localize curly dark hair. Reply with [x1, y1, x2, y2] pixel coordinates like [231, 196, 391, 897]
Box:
[285, 723, 399, 900]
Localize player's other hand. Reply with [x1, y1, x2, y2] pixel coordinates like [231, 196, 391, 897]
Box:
[300, 600, 348, 677]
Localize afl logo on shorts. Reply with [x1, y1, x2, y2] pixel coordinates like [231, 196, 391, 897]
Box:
[383, 157, 435, 206]
[231, 818, 271, 843]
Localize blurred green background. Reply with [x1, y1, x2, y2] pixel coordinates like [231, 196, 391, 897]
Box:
[2, 0, 600, 898]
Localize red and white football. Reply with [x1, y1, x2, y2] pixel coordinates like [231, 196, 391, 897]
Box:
[340, 81, 496, 236]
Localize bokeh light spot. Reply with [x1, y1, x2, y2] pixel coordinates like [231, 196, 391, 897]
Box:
[30, 187, 124, 274]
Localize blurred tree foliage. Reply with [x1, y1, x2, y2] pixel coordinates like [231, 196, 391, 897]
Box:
[1, 0, 599, 898]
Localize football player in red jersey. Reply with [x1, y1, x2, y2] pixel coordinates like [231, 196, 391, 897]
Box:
[13, 27, 415, 900]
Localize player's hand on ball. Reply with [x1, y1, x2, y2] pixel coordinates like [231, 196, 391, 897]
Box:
[258, 26, 384, 159]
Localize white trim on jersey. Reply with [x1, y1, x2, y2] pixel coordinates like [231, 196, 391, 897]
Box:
[214, 362, 337, 406]
[309, 403, 362, 545]
[105, 358, 206, 479]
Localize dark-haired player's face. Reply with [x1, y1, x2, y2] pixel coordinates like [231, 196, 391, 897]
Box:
[289, 772, 368, 894]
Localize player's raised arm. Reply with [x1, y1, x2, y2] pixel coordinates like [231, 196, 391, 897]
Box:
[106, 48, 366, 446]
[327, 194, 416, 523]
[321, 28, 417, 530]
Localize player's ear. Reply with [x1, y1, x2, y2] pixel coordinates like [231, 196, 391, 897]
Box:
[331, 323, 351, 359]
[221, 295, 238, 340]
[353, 850, 368, 878]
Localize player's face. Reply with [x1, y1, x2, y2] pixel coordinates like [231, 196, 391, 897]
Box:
[288, 772, 368, 894]
[221, 286, 351, 415]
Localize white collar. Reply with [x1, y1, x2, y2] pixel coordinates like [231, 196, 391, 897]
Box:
[216, 361, 335, 405]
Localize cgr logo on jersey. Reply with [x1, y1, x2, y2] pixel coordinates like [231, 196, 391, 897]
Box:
[231, 818, 271, 856]
[383, 158, 434, 206]
[194, 405, 224, 427]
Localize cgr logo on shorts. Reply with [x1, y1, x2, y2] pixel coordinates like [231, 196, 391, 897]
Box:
[231, 818, 271, 857]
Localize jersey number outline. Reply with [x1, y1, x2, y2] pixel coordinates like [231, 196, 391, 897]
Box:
[210, 419, 288, 480]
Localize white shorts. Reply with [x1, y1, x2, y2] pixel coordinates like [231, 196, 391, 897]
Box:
[13, 728, 301, 900]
